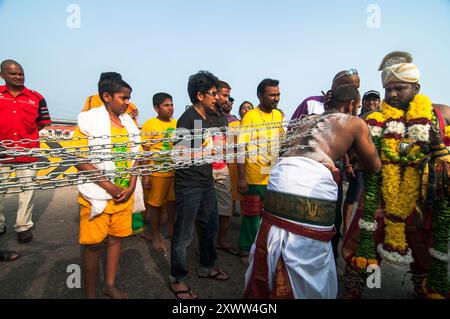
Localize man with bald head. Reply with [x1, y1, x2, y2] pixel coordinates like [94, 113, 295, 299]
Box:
[0, 59, 51, 244]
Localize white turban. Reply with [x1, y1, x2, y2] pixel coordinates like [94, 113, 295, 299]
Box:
[381, 63, 420, 88]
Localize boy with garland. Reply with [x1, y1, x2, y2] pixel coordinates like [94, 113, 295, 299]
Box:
[342, 51, 450, 299]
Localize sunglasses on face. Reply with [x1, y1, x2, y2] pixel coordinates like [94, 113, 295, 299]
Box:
[204, 91, 218, 97]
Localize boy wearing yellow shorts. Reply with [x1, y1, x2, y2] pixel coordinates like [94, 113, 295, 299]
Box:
[73, 77, 143, 299]
[141, 93, 177, 252]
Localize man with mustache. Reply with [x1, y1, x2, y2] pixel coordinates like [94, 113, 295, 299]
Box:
[342, 51, 450, 299]
[237, 79, 284, 265]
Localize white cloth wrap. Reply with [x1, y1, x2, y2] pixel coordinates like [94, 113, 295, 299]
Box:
[77, 105, 145, 220]
[245, 156, 338, 299]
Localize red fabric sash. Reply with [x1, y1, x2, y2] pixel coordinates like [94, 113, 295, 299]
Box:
[262, 212, 336, 242]
[244, 212, 336, 299]
[434, 108, 446, 140]
[241, 195, 264, 217]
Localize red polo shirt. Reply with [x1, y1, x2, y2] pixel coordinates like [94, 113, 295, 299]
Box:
[0, 85, 51, 163]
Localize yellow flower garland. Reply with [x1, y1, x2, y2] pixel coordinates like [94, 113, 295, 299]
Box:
[367, 95, 433, 262]
[406, 95, 433, 121]
[384, 219, 408, 251]
[382, 165, 420, 220]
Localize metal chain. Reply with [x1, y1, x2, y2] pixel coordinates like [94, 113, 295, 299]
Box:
[0, 121, 315, 194]
[0, 118, 301, 146]
[0, 142, 309, 194]
[0, 126, 312, 176]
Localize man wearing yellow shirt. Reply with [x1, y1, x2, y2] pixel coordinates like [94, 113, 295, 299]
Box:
[238, 79, 284, 264]
[83, 72, 139, 126]
[141, 93, 177, 252]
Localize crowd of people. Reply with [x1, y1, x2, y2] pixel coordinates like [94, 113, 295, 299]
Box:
[0, 51, 449, 300]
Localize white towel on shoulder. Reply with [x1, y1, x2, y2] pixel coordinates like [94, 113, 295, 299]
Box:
[77, 105, 145, 220]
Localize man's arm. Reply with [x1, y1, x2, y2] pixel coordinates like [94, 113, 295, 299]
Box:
[36, 98, 52, 131]
[76, 162, 123, 199]
[237, 113, 253, 195]
[71, 126, 123, 199]
[237, 163, 248, 195]
[352, 118, 381, 173]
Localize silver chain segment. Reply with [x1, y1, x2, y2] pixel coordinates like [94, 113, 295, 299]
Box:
[0, 119, 314, 194]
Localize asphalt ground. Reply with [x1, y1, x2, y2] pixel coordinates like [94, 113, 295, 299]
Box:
[0, 185, 442, 299]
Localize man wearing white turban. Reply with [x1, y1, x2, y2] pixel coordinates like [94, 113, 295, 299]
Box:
[342, 51, 450, 299]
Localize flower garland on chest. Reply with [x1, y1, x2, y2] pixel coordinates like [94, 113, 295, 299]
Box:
[366, 94, 434, 265]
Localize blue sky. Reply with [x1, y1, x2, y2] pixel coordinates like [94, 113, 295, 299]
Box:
[1, 0, 449, 121]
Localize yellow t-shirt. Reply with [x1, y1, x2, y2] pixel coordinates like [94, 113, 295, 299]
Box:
[71, 124, 135, 213]
[141, 117, 177, 177]
[239, 107, 284, 185]
[82, 94, 139, 125]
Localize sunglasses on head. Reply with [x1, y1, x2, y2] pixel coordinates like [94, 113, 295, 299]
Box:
[334, 69, 358, 81]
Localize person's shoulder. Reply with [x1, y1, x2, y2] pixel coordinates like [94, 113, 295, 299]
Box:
[433, 103, 450, 113]
[178, 107, 193, 120]
[177, 108, 196, 126]
[182, 106, 197, 116]
[244, 108, 258, 118]
[306, 95, 325, 102]
[360, 109, 381, 121]
[241, 109, 256, 125]
[142, 117, 158, 129]
[220, 114, 228, 126]
[25, 87, 45, 101]
[348, 115, 369, 133]
[433, 104, 450, 125]
[273, 108, 283, 119]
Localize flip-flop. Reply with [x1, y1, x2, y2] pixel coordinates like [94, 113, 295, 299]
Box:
[198, 268, 229, 281]
[169, 285, 197, 299]
[0, 250, 21, 262]
[217, 246, 240, 256]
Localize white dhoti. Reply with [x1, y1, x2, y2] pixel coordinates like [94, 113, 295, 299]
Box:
[244, 157, 338, 299]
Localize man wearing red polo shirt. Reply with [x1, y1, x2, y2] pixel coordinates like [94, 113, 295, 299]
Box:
[0, 60, 51, 243]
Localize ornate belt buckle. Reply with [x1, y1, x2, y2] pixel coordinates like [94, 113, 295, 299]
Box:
[398, 141, 413, 156]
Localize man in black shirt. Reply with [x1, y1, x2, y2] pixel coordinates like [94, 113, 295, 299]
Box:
[170, 71, 229, 299]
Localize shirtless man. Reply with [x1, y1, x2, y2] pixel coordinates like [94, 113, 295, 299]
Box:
[244, 85, 381, 299]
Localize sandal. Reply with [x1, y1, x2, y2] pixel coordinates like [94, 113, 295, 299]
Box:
[0, 250, 21, 262]
[170, 284, 197, 299]
[198, 268, 229, 281]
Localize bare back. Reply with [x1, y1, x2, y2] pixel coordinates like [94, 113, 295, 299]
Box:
[281, 113, 380, 173]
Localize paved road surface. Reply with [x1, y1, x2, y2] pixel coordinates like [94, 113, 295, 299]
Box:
[0, 186, 437, 299]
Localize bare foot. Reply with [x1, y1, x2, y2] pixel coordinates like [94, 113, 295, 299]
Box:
[103, 285, 128, 299]
[170, 282, 197, 299]
[239, 251, 249, 265]
[135, 232, 151, 241]
[151, 235, 167, 252]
